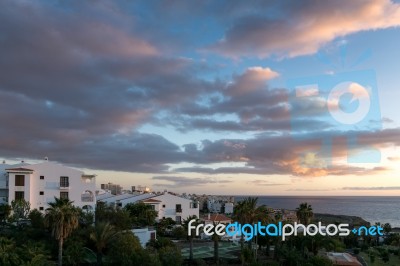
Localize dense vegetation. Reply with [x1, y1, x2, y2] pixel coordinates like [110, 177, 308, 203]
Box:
[0, 197, 398, 265]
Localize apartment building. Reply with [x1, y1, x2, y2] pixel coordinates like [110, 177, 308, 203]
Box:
[1, 160, 96, 211]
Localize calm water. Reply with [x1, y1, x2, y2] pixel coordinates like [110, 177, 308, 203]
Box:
[234, 196, 400, 227]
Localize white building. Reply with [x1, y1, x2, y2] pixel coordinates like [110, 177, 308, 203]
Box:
[1, 160, 96, 211]
[132, 227, 156, 247]
[224, 202, 234, 214]
[98, 192, 199, 223]
[148, 193, 199, 223]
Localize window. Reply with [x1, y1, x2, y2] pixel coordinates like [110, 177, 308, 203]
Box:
[176, 216, 182, 223]
[60, 176, 69, 187]
[39, 207, 44, 211]
[40, 175, 44, 180]
[60, 192, 69, 200]
[39, 191, 44, 195]
[15, 191, 24, 200]
[162, 204, 166, 208]
[149, 205, 155, 210]
[15, 175, 25, 186]
[176, 204, 182, 213]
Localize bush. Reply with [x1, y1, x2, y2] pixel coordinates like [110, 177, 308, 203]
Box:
[353, 248, 360, 254]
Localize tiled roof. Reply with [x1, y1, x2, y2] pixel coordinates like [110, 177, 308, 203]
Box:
[141, 198, 161, 203]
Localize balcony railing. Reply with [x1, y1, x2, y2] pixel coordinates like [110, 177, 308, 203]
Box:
[81, 196, 94, 202]
[176, 208, 182, 213]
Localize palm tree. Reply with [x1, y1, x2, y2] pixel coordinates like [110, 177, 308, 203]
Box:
[234, 197, 272, 263]
[296, 202, 313, 225]
[183, 215, 199, 265]
[44, 197, 79, 266]
[90, 222, 116, 265]
[210, 221, 222, 265]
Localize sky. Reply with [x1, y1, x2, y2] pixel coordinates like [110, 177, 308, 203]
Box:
[1, 0, 400, 195]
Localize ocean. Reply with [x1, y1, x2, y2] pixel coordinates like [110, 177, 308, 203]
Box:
[234, 196, 400, 227]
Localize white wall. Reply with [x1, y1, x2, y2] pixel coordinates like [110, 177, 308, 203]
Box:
[132, 228, 156, 247]
[224, 202, 234, 214]
[152, 193, 199, 223]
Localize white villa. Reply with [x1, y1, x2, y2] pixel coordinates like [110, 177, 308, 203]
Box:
[0, 160, 96, 211]
[97, 191, 199, 223]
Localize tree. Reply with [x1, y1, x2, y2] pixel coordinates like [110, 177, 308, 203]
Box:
[29, 209, 45, 229]
[233, 197, 270, 256]
[183, 215, 199, 264]
[383, 223, 392, 235]
[124, 202, 158, 227]
[156, 217, 176, 236]
[296, 202, 313, 225]
[11, 198, 31, 222]
[95, 202, 131, 230]
[89, 222, 116, 266]
[158, 246, 183, 266]
[107, 232, 157, 266]
[64, 240, 86, 266]
[44, 197, 79, 266]
[0, 237, 21, 265]
[19, 241, 51, 265]
[0, 204, 11, 222]
[212, 223, 220, 266]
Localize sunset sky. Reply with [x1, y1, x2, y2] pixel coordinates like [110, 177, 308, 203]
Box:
[1, 0, 400, 195]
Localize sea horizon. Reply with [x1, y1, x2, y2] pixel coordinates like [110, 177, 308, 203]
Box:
[232, 195, 400, 228]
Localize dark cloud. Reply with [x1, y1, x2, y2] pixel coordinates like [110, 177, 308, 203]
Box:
[173, 128, 399, 176]
[208, 0, 400, 58]
[0, 0, 398, 181]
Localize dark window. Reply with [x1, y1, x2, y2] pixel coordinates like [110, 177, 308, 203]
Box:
[176, 204, 182, 213]
[39, 207, 44, 211]
[39, 191, 44, 195]
[15, 191, 24, 200]
[162, 204, 166, 208]
[60, 176, 69, 187]
[176, 216, 181, 223]
[40, 175, 44, 180]
[150, 232, 156, 240]
[60, 192, 69, 200]
[15, 175, 25, 186]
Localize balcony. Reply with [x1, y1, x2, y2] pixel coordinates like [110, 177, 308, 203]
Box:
[175, 208, 182, 214]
